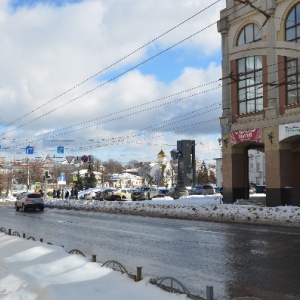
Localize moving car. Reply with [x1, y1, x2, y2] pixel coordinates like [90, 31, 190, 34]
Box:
[131, 186, 159, 200]
[15, 193, 44, 212]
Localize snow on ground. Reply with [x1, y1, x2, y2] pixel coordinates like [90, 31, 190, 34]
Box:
[0, 233, 188, 300]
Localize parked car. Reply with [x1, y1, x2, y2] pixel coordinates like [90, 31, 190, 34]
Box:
[215, 186, 223, 194]
[202, 184, 215, 195]
[84, 188, 101, 200]
[105, 188, 132, 201]
[131, 186, 159, 200]
[189, 185, 215, 195]
[156, 188, 170, 197]
[189, 186, 205, 195]
[15, 192, 44, 212]
[249, 186, 256, 194]
[95, 188, 117, 200]
[255, 185, 266, 193]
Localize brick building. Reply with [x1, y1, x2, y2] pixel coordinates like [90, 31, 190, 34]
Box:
[218, 0, 300, 206]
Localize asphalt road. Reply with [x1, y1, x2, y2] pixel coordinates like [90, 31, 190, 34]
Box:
[1, 204, 300, 300]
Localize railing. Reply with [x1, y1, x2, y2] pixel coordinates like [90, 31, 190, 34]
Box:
[0, 227, 213, 300]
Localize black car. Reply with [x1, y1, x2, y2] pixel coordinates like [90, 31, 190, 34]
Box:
[255, 185, 266, 193]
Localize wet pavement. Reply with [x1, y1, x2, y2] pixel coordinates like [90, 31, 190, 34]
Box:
[0, 205, 300, 300]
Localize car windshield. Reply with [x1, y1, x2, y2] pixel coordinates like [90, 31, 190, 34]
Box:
[27, 193, 42, 198]
[137, 187, 150, 191]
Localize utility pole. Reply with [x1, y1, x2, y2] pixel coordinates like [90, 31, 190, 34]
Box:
[26, 157, 29, 192]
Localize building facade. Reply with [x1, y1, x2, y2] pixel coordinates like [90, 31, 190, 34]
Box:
[218, 0, 300, 206]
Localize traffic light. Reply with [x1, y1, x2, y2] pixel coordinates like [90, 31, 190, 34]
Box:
[44, 170, 51, 179]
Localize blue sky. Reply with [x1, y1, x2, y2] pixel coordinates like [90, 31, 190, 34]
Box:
[1, 0, 225, 164]
[11, 0, 82, 8]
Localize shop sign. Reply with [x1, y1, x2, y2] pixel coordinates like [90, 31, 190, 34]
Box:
[279, 122, 300, 141]
[231, 128, 262, 145]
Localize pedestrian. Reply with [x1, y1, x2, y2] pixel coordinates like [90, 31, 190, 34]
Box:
[61, 189, 65, 200]
[70, 188, 74, 199]
[65, 189, 69, 199]
[53, 188, 56, 198]
[74, 188, 78, 199]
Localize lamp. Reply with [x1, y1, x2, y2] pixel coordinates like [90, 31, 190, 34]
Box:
[267, 131, 274, 144]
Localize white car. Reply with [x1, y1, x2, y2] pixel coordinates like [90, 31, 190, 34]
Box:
[15, 192, 44, 212]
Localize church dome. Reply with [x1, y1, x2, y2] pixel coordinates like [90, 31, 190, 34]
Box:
[157, 149, 166, 159]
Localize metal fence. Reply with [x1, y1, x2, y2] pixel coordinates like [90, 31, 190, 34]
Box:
[0, 226, 212, 300]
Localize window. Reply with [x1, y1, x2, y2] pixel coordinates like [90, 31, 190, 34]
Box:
[237, 56, 263, 114]
[257, 163, 260, 171]
[286, 3, 300, 42]
[286, 57, 300, 105]
[237, 23, 261, 45]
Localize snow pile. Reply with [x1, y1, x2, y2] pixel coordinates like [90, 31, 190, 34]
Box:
[0, 233, 188, 300]
[42, 195, 300, 227]
[2, 194, 300, 227]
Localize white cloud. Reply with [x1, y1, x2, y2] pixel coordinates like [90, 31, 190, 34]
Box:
[0, 0, 226, 163]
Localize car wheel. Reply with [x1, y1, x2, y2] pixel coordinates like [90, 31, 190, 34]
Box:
[40, 207, 44, 211]
[22, 204, 27, 212]
[121, 196, 126, 200]
[147, 194, 151, 200]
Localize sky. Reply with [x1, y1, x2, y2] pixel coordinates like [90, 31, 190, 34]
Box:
[1, 194, 300, 299]
[0, 0, 226, 165]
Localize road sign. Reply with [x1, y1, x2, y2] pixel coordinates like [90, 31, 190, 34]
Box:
[26, 146, 34, 154]
[57, 146, 64, 154]
[58, 173, 66, 185]
[66, 156, 74, 164]
[81, 155, 89, 163]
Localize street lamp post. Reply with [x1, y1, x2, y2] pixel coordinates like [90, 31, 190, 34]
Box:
[100, 166, 104, 188]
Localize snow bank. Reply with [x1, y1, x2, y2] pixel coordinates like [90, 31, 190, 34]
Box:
[41, 195, 300, 228]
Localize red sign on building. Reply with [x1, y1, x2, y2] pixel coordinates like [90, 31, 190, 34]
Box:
[231, 128, 262, 145]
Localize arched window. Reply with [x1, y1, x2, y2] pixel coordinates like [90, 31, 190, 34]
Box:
[237, 23, 261, 46]
[286, 3, 300, 42]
